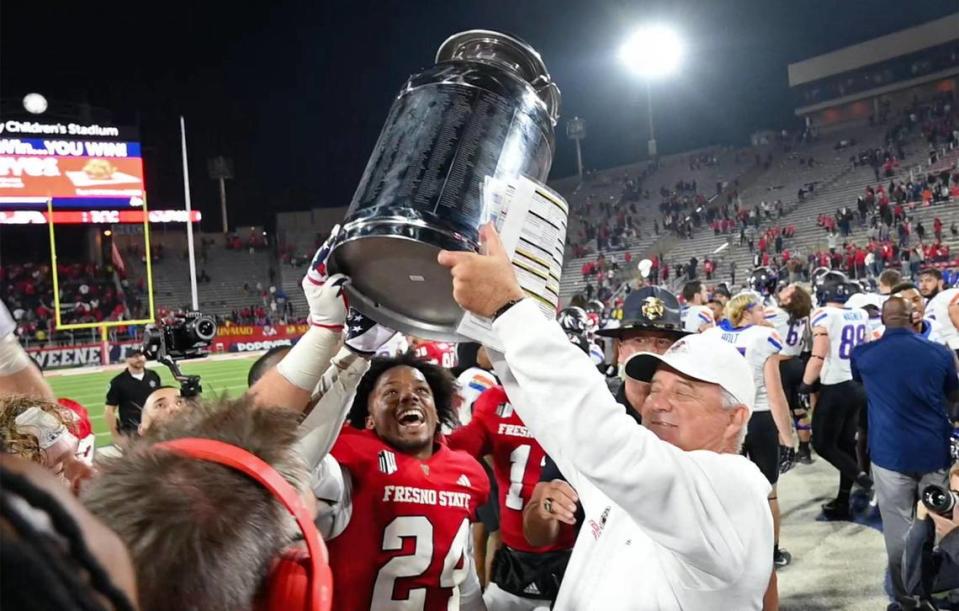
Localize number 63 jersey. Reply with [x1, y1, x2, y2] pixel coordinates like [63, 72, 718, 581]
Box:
[321, 427, 489, 610]
[810, 305, 870, 384]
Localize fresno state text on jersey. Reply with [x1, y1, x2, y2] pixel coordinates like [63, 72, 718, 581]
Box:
[329, 427, 489, 610]
[447, 386, 576, 553]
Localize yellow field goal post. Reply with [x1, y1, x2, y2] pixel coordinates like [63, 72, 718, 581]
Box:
[45, 198, 156, 341]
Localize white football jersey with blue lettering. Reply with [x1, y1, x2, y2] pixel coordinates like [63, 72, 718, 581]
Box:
[764, 304, 807, 358]
[810, 306, 870, 384]
[926, 288, 959, 349]
[683, 304, 714, 333]
[703, 321, 783, 412]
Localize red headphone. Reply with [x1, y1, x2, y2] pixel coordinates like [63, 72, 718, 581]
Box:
[156, 438, 333, 611]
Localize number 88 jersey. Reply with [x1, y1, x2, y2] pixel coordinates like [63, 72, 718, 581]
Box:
[810, 305, 870, 384]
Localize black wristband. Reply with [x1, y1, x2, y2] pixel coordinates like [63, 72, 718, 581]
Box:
[491, 298, 523, 322]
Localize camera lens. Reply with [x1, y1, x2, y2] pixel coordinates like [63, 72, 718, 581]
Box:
[194, 316, 217, 341]
[921, 485, 956, 515]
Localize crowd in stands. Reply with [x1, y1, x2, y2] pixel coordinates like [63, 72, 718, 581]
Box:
[225, 228, 270, 252]
[221, 282, 300, 326]
[570, 162, 660, 256]
[571, 93, 959, 310]
[568, 148, 756, 257]
[1, 262, 142, 344]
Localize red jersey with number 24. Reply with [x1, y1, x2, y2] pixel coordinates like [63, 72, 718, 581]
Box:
[328, 427, 489, 610]
[447, 385, 576, 553]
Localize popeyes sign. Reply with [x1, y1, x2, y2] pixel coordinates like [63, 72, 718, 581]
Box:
[0, 135, 144, 203]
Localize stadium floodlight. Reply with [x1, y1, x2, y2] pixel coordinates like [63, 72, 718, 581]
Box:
[619, 24, 683, 158]
[619, 25, 683, 78]
[23, 93, 48, 114]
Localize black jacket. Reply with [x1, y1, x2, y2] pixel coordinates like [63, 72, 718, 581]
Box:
[902, 515, 959, 598]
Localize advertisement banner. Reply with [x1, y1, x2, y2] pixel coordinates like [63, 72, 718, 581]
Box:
[27, 327, 312, 369]
[214, 323, 310, 338]
[29, 343, 107, 369]
[213, 324, 310, 353]
[0, 136, 144, 203]
[0, 209, 202, 224]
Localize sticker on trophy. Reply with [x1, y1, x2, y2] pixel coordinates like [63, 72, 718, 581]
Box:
[457, 175, 568, 352]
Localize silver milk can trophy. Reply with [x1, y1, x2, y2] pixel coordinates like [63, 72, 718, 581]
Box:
[328, 30, 561, 341]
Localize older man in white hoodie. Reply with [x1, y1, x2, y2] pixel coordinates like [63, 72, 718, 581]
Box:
[439, 224, 774, 610]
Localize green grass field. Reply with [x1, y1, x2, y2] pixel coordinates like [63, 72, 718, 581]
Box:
[45, 356, 259, 447]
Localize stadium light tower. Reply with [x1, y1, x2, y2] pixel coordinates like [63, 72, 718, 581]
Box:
[566, 116, 587, 182]
[207, 156, 234, 234]
[619, 25, 683, 158]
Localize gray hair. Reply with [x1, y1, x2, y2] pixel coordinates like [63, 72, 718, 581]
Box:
[82, 396, 308, 611]
[720, 389, 748, 450]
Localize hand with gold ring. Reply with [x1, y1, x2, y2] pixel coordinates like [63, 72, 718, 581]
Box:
[529, 479, 579, 526]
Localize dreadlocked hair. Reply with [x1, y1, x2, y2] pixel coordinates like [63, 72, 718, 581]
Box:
[0, 395, 72, 465]
[0, 466, 136, 611]
[348, 353, 459, 431]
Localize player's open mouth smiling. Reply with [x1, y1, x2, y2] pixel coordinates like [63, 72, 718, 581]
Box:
[397, 408, 426, 429]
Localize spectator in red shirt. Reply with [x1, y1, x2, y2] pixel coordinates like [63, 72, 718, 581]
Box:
[894, 204, 905, 222]
[934, 217, 943, 242]
[853, 247, 866, 279]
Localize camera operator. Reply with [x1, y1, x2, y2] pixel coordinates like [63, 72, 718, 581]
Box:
[903, 463, 959, 607]
[104, 348, 161, 447]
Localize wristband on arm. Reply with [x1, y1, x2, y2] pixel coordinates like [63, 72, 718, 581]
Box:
[275, 326, 342, 391]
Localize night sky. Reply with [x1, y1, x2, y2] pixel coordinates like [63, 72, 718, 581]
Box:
[3, 1, 956, 230]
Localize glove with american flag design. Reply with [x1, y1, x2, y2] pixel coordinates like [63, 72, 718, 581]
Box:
[302, 225, 349, 331]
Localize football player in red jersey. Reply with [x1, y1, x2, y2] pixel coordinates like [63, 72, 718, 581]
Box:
[312, 354, 490, 610]
[447, 382, 577, 609]
[410, 337, 459, 369]
[249, 228, 489, 608]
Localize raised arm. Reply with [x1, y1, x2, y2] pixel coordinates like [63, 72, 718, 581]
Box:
[248, 230, 349, 412]
[0, 303, 56, 402]
[298, 310, 397, 456]
[296, 346, 371, 466]
[440, 224, 766, 583]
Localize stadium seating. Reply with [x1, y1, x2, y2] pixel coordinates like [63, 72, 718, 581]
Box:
[131, 232, 277, 319]
[555, 108, 959, 305]
[556, 143, 775, 302]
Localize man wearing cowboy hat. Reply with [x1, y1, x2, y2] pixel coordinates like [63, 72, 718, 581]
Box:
[593, 286, 691, 418]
